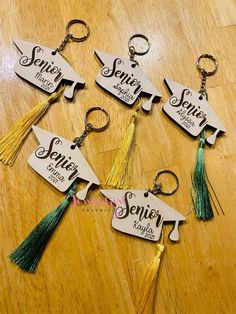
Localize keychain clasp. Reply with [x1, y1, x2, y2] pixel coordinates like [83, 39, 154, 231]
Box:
[72, 106, 110, 149]
[128, 34, 151, 65]
[53, 19, 90, 54]
[196, 54, 218, 99]
[84, 106, 110, 132]
[196, 54, 218, 77]
[145, 170, 179, 197]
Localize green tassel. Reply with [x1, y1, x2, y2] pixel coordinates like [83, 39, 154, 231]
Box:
[9, 181, 77, 273]
[191, 133, 213, 220]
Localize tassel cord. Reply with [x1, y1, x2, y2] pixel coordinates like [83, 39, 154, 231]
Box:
[105, 102, 141, 188]
[9, 180, 77, 273]
[191, 132, 214, 220]
[0, 86, 65, 166]
[205, 172, 225, 215]
[137, 232, 165, 314]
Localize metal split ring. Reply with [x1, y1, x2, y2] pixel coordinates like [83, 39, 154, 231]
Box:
[66, 19, 90, 42]
[197, 54, 218, 76]
[84, 107, 110, 132]
[128, 34, 151, 56]
[152, 170, 179, 196]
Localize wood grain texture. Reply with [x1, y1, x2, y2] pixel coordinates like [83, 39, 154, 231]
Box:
[0, 0, 236, 313]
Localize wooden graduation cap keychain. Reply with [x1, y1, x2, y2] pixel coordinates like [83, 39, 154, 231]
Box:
[101, 170, 185, 242]
[0, 19, 90, 166]
[163, 54, 226, 220]
[101, 170, 186, 313]
[9, 107, 110, 273]
[95, 34, 162, 188]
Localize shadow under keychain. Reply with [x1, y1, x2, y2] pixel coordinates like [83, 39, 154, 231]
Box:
[9, 107, 110, 273]
[163, 54, 226, 220]
[101, 170, 186, 313]
[0, 19, 90, 166]
[95, 34, 162, 188]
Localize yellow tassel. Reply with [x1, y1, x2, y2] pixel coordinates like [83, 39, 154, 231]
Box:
[0, 87, 64, 166]
[105, 103, 141, 188]
[137, 235, 165, 314]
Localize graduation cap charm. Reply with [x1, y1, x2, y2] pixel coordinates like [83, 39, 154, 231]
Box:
[8, 107, 109, 273]
[13, 19, 91, 100]
[95, 47, 161, 112]
[0, 21, 91, 167]
[163, 78, 226, 145]
[163, 55, 226, 221]
[28, 126, 100, 200]
[101, 170, 185, 242]
[101, 189, 185, 242]
[13, 38, 85, 100]
[99, 36, 162, 188]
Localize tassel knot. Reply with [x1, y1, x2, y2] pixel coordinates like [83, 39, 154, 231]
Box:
[131, 111, 138, 122]
[66, 186, 77, 199]
[47, 91, 62, 103]
[199, 137, 205, 148]
[130, 103, 141, 122]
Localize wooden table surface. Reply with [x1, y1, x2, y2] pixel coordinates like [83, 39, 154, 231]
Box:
[0, 1, 236, 313]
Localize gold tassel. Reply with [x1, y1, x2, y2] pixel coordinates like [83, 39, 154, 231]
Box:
[137, 234, 165, 314]
[0, 87, 64, 166]
[105, 103, 141, 188]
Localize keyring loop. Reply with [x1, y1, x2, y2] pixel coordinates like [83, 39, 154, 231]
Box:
[66, 19, 90, 42]
[128, 34, 151, 56]
[84, 107, 110, 132]
[153, 170, 179, 196]
[196, 54, 218, 76]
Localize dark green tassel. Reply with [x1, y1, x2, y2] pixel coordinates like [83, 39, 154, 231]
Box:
[191, 133, 214, 220]
[9, 181, 77, 273]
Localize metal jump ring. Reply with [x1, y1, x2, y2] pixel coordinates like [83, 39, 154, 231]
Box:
[196, 54, 218, 76]
[84, 107, 110, 132]
[153, 170, 179, 196]
[66, 19, 90, 42]
[128, 34, 151, 56]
